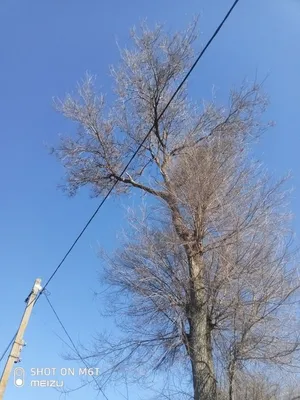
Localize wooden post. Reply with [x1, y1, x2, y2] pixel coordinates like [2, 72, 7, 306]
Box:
[0, 278, 42, 399]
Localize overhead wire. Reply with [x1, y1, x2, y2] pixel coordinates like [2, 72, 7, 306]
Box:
[0, 334, 16, 363]
[43, 292, 109, 400]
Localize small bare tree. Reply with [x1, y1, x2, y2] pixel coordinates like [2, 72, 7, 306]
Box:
[52, 21, 300, 400]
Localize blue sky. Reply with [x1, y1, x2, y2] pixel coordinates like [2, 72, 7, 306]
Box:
[0, 0, 300, 399]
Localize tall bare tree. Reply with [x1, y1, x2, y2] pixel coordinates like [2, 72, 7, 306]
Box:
[52, 21, 300, 399]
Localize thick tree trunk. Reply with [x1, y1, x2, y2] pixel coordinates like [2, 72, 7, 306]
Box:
[164, 192, 216, 399]
[188, 254, 217, 400]
[228, 362, 236, 400]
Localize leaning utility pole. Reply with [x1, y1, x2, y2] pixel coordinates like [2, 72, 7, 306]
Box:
[0, 278, 42, 399]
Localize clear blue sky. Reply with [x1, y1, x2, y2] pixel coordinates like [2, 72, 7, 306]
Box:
[0, 0, 300, 399]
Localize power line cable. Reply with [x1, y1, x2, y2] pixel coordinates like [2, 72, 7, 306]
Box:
[43, 293, 109, 400]
[0, 334, 16, 363]
[0, 0, 241, 367]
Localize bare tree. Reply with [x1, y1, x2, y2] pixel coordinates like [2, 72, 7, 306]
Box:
[52, 21, 300, 400]
[227, 371, 300, 400]
[235, 373, 279, 400]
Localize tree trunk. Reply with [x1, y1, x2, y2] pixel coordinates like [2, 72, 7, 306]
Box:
[164, 192, 216, 399]
[228, 361, 236, 400]
[188, 253, 217, 400]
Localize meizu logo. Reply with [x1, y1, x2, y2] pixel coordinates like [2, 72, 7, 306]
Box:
[30, 380, 64, 387]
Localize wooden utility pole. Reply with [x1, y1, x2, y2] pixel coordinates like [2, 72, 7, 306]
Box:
[0, 278, 42, 399]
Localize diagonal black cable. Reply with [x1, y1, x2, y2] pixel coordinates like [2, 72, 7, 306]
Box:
[43, 293, 109, 400]
[0, 334, 17, 363]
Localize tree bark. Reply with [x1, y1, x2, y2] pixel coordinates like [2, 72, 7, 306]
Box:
[188, 253, 217, 400]
[163, 189, 217, 399]
[228, 361, 236, 400]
